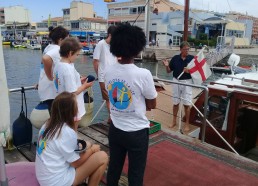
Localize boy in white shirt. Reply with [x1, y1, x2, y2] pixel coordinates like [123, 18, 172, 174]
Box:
[93, 25, 118, 124]
[53, 37, 93, 122]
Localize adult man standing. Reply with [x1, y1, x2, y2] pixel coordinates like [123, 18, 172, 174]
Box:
[93, 25, 117, 124]
[163, 41, 194, 132]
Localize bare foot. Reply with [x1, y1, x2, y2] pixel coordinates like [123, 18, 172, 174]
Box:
[169, 123, 176, 128]
[184, 125, 190, 132]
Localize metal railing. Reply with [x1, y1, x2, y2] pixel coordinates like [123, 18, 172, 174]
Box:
[153, 77, 239, 155]
[9, 86, 36, 93]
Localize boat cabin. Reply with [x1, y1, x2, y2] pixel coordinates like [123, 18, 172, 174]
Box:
[190, 73, 258, 158]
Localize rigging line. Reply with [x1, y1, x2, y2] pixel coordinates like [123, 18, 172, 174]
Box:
[132, 0, 150, 25]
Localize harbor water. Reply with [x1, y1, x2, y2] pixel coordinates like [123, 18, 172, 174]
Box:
[3, 46, 170, 141]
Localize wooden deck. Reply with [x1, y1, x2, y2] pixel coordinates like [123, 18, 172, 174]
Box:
[4, 122, 258, 186]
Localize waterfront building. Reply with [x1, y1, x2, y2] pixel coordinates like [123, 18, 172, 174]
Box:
[62, 1, 95, 30]
[226, 11, 258, 44]
[106, 0, 183, 31]
[70, 17, 107, 42]
[0, 6, 31, 38]
[0, 6, 30, 24]
[36, 17, 64, 32]
[149, 9, 250, 47]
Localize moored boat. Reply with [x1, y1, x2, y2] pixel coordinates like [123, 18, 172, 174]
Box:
[190, 71, 258, 160]
[11, 41, 26, 48]
[2, 41, 11, 45]
[25, 40, 41, 50]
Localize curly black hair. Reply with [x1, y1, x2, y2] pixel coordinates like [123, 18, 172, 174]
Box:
[110, 23, 146, 60]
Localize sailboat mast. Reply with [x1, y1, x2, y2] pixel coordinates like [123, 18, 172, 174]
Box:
[184, 0, 190, 41]
[145, 0, 150, 45]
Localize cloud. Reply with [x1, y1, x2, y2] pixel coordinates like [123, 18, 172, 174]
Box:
[173, 0, 258, 17]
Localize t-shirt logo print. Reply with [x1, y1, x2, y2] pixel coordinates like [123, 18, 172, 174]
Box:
[54, 72, 59, 92]
[37, 130, 46, 155]
[108, 82, 132, 110]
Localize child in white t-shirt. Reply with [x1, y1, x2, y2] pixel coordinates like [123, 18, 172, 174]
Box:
[105, 23, 157, 186]
[53, 37, 93, 122]
[35, 92, 108, 186]
[38, 26, 69, 113]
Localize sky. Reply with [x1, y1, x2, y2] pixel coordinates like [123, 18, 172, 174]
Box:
[1, 0, 257, 22]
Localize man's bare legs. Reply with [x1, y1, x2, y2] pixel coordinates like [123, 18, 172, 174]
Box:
[169, 104, 190, 131]
[169, 104, 179, 128]
[183, 105, 190, 132]
[99, 82, 112, 123]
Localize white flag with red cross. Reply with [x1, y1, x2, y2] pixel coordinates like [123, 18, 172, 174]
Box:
[187, 48, 212, 85]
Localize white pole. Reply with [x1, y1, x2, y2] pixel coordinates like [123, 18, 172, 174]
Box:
[0, 26, 9, 186]
[144, 0, 150, 46]
[90, 100, 106, 124]
[0, 147, 8, 186]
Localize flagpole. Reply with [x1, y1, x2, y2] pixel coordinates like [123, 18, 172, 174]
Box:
[177, 71, 185, 80]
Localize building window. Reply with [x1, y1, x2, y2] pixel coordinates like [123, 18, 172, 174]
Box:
[138, 6, 145, 13]
[130, 7, 137, 14]
[173, 36, 180, 46]
[63, 9, 70, 15]
[114, 8, 122, 15]
[121, 8, 129, 15]
[71, 22, 79, 29]
[109, 9, 114, 16]
[226, 29, 244, 38]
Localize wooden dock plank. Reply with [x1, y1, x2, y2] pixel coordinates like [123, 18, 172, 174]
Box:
[90, 123, 109, 136]
[4, 148, 29, 163]
[17, 144, 36, 162]
[79, 127, 109, 147]
[78, 131, 109, 153]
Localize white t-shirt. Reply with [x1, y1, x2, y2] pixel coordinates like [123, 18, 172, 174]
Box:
[53, 62, 86, 119]
[38, 44, 60, 101]
[93, 39, 117, 82]
[104, 63, 157, 131]
[35, 123, 80, 186]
